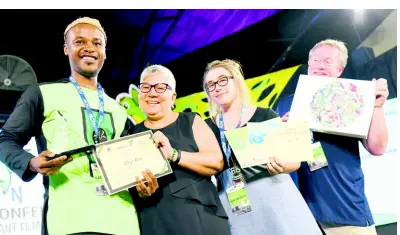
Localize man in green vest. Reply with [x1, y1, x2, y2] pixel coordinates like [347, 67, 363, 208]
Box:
[0, 17, 142, 235]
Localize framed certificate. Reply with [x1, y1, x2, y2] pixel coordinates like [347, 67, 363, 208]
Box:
[93, 130, 173, 195]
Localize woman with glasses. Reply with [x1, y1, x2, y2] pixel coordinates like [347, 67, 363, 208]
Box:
[203, 59, 323, 235]
[129, 65, 230, 235]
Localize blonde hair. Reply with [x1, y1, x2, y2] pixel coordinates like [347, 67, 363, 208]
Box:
[64, 17, 107, 44]
[203, 59, 252, 118]
[140, 64, 176, 91]
[309, 39, 348, 68]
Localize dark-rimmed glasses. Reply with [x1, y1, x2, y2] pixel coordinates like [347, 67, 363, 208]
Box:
[204, 76, 234, 92]
[139, 83, 173, 93]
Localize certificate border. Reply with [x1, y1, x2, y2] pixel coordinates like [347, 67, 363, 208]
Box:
[93, 130, 173, 195]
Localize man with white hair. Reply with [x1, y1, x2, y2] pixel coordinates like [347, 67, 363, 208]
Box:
[0, 17, 141, 235]
[276, 39, 389, 235]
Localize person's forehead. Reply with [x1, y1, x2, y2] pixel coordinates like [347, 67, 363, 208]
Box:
[67, 24, 105, 40]
[142, 73, 169, 83]
[205, 67, 230, 82]
[311, 45, 340, 57]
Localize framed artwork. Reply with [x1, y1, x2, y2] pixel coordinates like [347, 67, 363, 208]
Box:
[289, 75, 375, 139]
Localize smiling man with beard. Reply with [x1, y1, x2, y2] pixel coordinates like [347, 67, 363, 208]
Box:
[0, 17, 142, 235]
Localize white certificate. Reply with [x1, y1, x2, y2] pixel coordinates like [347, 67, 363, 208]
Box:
[93, 130, 173, 195]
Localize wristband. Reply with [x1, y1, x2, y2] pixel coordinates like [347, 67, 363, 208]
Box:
[169, 148, 177, 163]
[175, 150, 181, 164]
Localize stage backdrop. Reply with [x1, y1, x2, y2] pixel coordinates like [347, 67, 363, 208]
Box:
[116, 65, 301, 124]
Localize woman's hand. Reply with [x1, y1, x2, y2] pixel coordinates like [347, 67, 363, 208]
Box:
[152, 131, 175, 161]
[136, 169, 159, 198]
[266, 156, 287, 175]
[266, 156, 301, 174]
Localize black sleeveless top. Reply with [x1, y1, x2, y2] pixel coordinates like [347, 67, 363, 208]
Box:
[130, 112, 229, 235]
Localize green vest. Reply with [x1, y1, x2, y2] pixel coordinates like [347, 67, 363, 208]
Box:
[40, 82, 140, 235]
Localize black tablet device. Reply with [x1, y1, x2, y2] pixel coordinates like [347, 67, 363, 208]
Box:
[46, 145, 96, 161]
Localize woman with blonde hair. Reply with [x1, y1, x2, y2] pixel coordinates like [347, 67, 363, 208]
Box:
[130, 64, 230, 235]
[203, 59, 322, 235]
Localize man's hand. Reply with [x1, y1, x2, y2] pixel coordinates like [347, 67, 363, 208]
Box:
[29, 150, 72, 176]
[373, 78, 389, 108]
[281, 112, 290, 122]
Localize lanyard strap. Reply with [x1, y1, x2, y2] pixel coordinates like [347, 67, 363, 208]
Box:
[69, 76, 104, 143]
[218, 104, 246, 168]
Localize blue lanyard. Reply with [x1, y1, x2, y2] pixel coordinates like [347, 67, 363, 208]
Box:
[218, 104, 246, 165]
[69, 76, 104, 143]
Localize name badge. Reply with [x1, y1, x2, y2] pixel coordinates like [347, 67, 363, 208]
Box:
[91, 163, 108, 196]
[307, 142, 328, 172]
[226, 167, 252, 216]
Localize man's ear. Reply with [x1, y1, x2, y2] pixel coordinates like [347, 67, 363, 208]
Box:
[337, 66, 344, 77]
[64, 43, 68, 56]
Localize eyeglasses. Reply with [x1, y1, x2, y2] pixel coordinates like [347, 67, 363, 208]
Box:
[308, 58, 336, 67]
[139, 83, 173, 93]
[204, 76, 234, 92]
